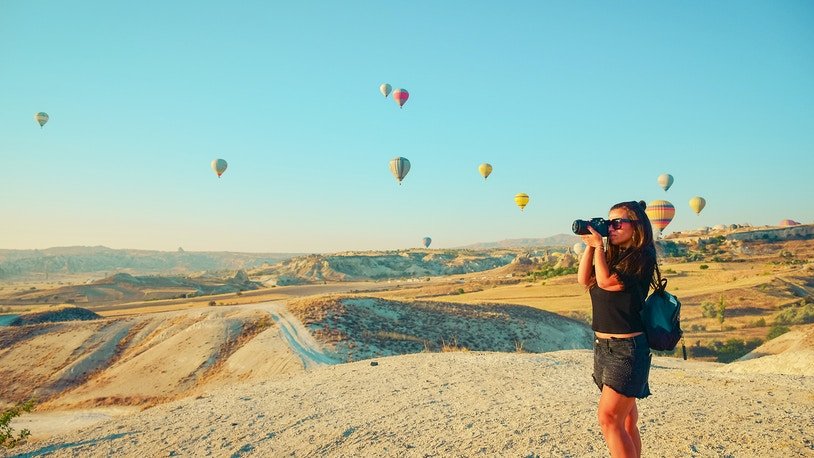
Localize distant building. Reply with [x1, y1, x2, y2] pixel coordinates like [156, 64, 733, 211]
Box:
[779, 219, 801, 227]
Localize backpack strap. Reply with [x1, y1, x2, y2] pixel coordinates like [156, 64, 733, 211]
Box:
[654, 263, 667, 293]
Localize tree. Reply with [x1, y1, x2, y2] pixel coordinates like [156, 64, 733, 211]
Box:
[716, 295, 726, 331]
[1, 399, 35, 449]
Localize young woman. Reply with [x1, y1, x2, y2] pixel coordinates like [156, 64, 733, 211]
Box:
[577, 200, 658, 458]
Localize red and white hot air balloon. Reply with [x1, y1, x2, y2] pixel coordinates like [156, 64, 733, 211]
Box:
[393, 88, 409, 108]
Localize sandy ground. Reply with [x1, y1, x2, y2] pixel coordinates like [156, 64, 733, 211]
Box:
[6, 350, 813, 458]
[4, 296, 814, 457]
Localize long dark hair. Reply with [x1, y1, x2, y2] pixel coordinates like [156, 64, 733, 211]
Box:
[591, 200, 659, 291]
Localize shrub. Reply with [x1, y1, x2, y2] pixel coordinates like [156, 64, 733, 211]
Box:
[1, 399, 35, 449]
[767, 324, 791, 340]
[699, 264, 709, 270]
[748, 318, 766, 328]
[689, 324, 707, 332]
[208, 301, 217, 307]
[700, 301, 717, 318]
[713, 339, 763, 363]
[774, 304, 814, 325]
[526, 266, 577, 281]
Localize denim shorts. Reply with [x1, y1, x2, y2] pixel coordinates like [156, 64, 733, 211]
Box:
[592, 334, 652, 399]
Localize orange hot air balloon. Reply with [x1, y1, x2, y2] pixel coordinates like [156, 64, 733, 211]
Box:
[646, 200, 675, 236]
[393, 88, 409, 108]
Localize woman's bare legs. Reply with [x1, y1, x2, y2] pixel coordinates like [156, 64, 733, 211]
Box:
[624, 402, 641, 457]
[598, 385, 639, 457]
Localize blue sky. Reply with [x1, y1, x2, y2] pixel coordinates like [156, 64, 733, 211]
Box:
[1, 1, 812, 252]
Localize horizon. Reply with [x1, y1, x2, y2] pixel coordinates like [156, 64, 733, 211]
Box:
[2, 1, 813, 252]
[1, 221, 801, 255]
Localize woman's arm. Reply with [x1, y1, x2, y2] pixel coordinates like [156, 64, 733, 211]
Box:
[577, 245, 594, 286]
[582, 227, 624, 291]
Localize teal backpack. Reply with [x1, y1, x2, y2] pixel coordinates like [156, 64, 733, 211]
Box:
[640, 266, 686, 359]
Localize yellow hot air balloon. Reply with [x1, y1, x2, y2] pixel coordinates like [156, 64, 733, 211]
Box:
[689, 196, 706, 215]
[646, 200, 675, 236]
[34, 112, 49, 128]
[478, 163, 493, 180]
[657, 173, 674, 191]
[514, 193, 529, 211]
[389, 156, 410, 184]
[211, 158, 228, 178]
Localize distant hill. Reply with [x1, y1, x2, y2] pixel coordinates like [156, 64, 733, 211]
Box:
[1, 271, 263, 306]
[0, 246, 303, 280]
[456, 234, 580, 249]
[250, 250, 520, 285]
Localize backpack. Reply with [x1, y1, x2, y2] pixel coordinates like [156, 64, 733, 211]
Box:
[640, 266, 686, 359]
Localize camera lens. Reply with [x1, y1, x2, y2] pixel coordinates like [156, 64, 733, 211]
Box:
[572, 220, 588, 235]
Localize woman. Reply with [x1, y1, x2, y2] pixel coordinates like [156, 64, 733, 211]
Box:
[577, 200, 657, 458]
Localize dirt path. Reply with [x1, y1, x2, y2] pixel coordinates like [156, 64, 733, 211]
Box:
[252, 301, 340, 369]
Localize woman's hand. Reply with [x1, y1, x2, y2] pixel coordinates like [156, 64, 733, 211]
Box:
[581, 226, 603, 249]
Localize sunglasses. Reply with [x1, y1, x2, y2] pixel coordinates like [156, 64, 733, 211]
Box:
[609, 218, 635, 229]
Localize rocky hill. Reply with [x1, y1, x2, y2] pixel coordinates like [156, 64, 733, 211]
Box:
[6, 306, 101, 326]
[0, 246, 302, 281]
[251, 250, 520, 285]
[0, 271, 262, 306]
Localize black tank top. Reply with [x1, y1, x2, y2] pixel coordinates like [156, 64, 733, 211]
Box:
[590, 286, 646, 333]
[590, 248, 653, 333]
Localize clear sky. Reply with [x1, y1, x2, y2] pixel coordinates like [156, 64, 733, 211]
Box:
[1, 1, 813, 253]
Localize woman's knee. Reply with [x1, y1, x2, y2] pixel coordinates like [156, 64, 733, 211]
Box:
[597, 406, 624, 429]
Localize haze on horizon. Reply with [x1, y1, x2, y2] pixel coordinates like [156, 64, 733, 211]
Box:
[1, 1, 812, 253]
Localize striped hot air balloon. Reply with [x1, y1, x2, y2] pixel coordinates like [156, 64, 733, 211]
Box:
[422, 237, 432, 248]
[478, 163, 493, 180]
[389, 156, 410, 184]
[34, 112, 49, 128]
[514, 193, 529, 211]
[646, 200, 675, 236]
[393, 88, 409, 108]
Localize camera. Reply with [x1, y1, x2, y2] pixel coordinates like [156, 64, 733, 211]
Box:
[572, 218, 609, 237]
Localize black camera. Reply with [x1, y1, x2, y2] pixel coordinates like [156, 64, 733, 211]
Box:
[572, 218, 609, 237]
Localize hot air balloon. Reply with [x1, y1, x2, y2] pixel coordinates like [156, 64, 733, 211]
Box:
[478, 163, 493, 180]
[379, 83, 392, 98]
[514, 193, 529, 211]
[573, 242, 586, 257]
[646, 200, 675, 236]
[211, 159, 228, 178]
[34, 112, 49, 128]
[389, 156, 410, 184]
[689, 196, 706, 215]
[422, 237, 432, 248]
[657, 173, 674, 191]
[393, 88, 409, 108]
